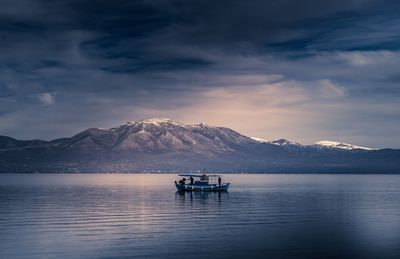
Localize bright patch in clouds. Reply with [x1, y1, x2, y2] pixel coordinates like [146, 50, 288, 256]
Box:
[38, 93, 54, 106]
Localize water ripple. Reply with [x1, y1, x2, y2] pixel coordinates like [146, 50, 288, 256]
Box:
[1, 174, 400, 259]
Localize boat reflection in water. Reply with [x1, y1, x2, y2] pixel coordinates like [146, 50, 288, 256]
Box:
[175, 188, 228, 207]
[175, 173, 230, 192]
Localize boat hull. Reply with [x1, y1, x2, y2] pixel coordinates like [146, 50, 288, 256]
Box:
[175, 182, 230, 192]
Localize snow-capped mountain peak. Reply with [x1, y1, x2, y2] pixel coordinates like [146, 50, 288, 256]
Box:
[87, 118, 254, 153]
[251, 137, 299, 146]
[109, 118, 185, 132]
[251, 137, 375, 151]
[141, 118, 182, 125]
[190, 122, 217, 129]
[270, 139, 300, 146]
[251, 137, 269, 143]
[127, 118, 184, 126]
[314, 140, 374, 150]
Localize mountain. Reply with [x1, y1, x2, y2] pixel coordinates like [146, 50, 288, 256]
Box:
[252, 137, 374, 151]
[54, 118, 256, 153]
[0, 118, 399, 173]
[313, 141, 375, 150]
[269, 138, 301, 147]
[252, 137, 301, 147]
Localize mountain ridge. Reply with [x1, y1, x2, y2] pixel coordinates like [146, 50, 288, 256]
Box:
[0, 118, 399, 173]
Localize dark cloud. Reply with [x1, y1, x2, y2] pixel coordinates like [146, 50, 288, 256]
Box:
[0, 0, 399, 147]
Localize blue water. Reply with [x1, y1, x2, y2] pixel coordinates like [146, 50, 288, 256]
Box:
[0, 174, 399, 258]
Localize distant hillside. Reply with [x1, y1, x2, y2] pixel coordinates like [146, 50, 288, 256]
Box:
[0, 118, 399, 173]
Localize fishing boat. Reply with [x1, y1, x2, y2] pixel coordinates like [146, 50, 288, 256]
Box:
[175, 173, 230, 192]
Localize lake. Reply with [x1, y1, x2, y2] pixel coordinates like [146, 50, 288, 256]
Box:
[0, 174, 399, 258]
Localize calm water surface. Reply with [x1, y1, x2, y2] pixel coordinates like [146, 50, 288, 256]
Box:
[0, 174, 399, 258]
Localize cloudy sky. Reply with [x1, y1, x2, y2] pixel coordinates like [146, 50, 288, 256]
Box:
[0, 0, 399, 148]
